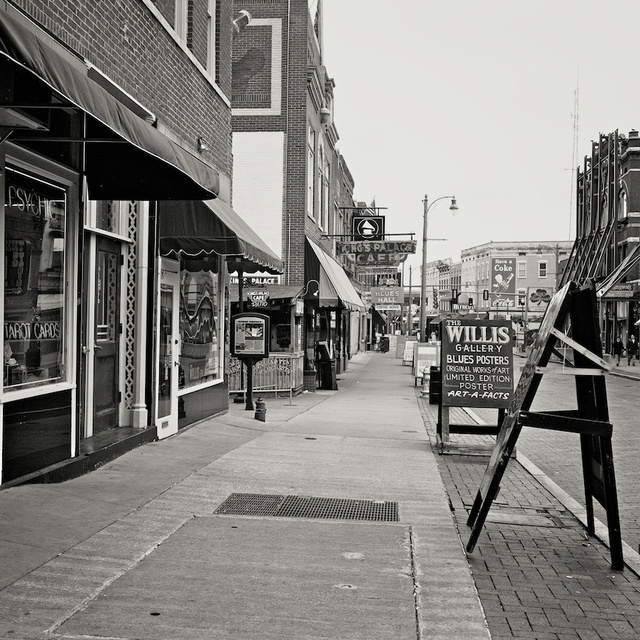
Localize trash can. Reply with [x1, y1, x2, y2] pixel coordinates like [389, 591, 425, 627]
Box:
[321, 359, 338, 390]
[379, 336, 389, 353]
[303, 370, 317, 392]
[428, 366, 441, 405]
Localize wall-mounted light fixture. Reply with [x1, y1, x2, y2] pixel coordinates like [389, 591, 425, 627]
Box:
[197, 137, 209, 153]
[320, 107, 332, 127]
[233, 10, 252, 34]
[301, 279, 320, 298]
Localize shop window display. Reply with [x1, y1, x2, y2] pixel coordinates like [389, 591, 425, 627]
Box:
[4, 168, 67, 390]
[179, 268, 220, 388]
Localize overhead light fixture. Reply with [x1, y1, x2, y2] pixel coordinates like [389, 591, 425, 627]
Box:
[197, 137, 209, 153]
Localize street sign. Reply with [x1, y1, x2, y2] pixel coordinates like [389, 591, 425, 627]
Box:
[352, 216, 385, 240]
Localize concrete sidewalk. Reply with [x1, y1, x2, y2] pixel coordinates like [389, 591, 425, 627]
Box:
[0, 351, 488, 639]
[2, 350, 640, 639]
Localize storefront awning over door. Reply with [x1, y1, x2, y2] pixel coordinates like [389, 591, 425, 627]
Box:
[596, 245, 640, 298]
[0, 8, 219, 200]
[306, 240, 365, 311]
[158, 199, 283, 274]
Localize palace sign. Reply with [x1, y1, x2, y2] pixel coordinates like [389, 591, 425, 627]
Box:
[337, 240, 416, 267]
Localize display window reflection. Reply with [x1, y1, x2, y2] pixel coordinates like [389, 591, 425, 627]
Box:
[179, 268, 220, 388]
[4, 167, 67, 390]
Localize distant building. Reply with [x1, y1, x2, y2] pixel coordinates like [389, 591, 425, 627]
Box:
[231, 0, 366, 380]
[562, 130, 640, 352]
[461, 241, 572, 323]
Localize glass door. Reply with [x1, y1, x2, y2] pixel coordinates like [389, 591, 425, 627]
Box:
[156, 259, 180, 439]
[93, 236, 121, 433]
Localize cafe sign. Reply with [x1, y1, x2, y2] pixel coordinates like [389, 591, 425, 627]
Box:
[337, 240, 416, 267]
[247, 289, 270, 308]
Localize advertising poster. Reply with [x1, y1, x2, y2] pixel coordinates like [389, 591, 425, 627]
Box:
[231, 314, 269, 357]
[526, 286, 554, 312]
[441, 318, 514, 408]
[491, 257, 516, 307]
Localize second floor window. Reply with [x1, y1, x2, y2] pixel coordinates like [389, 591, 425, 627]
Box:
[538, 261, 547, 278]
[518, 261, 526, 279]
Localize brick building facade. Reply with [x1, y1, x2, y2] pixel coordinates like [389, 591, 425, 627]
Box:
[230, 0, 365, 378]
[0, 0, 281, 484]
[563, 130, 640, 352]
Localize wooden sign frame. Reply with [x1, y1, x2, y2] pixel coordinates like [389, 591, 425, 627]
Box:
[465, 281, 623, 570]
[436, 317, 514, 444]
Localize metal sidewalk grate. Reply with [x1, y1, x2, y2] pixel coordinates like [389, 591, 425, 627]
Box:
[214, 493, 399, 522]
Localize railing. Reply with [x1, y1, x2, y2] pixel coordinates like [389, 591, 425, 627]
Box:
[228, 353, 304, 395]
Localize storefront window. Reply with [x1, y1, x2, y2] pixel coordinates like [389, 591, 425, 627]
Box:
[4, 167, 67, 390]
[179, 268, 220, 388]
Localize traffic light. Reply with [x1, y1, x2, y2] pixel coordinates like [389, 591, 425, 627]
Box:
[518, 295, 526, 307]
[482, 289, 489, 301]
[468, 297, 474, 308]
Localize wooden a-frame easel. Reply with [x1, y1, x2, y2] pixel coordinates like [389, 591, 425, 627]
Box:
[465, 280, 624, 570]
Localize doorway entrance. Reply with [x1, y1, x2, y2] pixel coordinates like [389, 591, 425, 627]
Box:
[156, 259, 180, 439]
[92, 236, 122, 434]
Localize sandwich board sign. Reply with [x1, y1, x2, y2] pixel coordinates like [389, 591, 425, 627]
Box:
[441, 318, 513, 409]
[465, 281, 623, 570]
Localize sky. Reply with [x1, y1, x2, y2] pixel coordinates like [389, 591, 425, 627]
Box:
[319, 0, 640, 275]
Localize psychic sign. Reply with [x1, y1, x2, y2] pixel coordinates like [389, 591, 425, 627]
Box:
[441, 318, 514, 408]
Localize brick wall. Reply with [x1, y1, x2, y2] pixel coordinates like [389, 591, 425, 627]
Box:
[8, 0, 235, 175]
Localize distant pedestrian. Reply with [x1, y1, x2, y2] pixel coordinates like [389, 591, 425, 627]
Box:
[613, 336, 624, 366]
[627, 334, 638, 366]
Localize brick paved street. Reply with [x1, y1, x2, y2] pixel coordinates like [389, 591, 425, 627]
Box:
[462, 360, 640, 556]
[418, 396, 640, 639]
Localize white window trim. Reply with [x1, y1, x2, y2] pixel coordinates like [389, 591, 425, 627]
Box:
[207, 0, 216, 76]
[232, 18, 282, 116]
[3, 144, 79, 401]
[175, 0, 188, 42]
[538, 261, 548, 278]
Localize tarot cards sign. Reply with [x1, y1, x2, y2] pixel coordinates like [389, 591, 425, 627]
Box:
[441, 318, 514, 408]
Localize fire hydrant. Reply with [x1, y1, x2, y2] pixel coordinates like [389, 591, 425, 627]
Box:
[254, 397, 266, 422]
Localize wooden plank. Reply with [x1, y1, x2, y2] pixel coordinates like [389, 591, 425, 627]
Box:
[519, 410, 612, 436]
[549, 326, 611, 370]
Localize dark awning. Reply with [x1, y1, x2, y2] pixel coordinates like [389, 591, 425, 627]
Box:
[371, 307, 388, 325]
[305, 240, 365, 311]
[229, 284, 303, 304]
[0, 8, 218, 200]
[158, 199, 283, 274]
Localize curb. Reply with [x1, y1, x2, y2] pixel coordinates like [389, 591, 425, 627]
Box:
[463, 407, 640, 577]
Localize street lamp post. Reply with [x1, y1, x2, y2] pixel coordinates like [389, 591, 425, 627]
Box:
[419, 194, 458, 341]
[405, 265, 419, 335]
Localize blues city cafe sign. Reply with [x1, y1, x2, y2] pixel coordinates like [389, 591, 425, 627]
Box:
[441, 318, 514, 408]
[337, 240, 416, 267]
